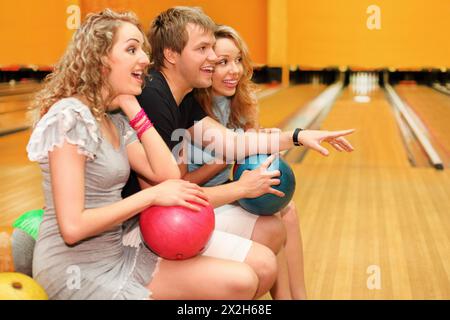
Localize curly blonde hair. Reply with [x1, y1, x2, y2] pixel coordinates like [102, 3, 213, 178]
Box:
[33, 9, 149, 122]
[195, 25, 258, 130]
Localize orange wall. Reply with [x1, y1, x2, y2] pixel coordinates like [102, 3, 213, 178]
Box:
[3, 1, 447, 69]
[0, 0, 79, 67]
[80, 0, 268, 65]
[0, 0, 267, 67]
[283, 0, 449, 69]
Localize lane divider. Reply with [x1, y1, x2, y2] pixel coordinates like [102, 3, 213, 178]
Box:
[385, 83, 444, 170]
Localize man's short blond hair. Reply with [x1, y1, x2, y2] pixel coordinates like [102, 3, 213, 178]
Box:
[148, 6, 216, 70]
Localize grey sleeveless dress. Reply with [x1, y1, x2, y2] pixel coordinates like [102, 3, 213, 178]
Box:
[26, 98, 159, 300]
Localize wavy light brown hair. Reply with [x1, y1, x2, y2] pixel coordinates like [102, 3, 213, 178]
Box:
[33, 9, 149, 122]
[195, 25, 259, 130]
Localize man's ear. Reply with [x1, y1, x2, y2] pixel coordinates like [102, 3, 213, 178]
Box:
[163, 48, 178, 65]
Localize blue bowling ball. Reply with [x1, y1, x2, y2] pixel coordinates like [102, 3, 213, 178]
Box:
[233, 154, 296, 215]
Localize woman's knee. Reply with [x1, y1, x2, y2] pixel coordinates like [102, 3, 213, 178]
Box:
[281, 201, 299, 226]
[225, 263, 259, 299]
[149, 257, 258, 300]
[245, 243, 278, 291]
[252, 216, 286, 253]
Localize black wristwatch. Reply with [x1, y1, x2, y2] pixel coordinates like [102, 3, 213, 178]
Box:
[293, 128, 304, 146]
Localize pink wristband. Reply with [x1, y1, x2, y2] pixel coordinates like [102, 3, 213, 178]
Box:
[129, 108, 147, 130]
[137, 119, 154, 140]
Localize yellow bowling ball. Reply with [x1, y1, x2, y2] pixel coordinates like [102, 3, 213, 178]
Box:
[0, 272, 48, 300]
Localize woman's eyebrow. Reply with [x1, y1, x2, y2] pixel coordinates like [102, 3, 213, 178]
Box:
[126, 38, 140, 43]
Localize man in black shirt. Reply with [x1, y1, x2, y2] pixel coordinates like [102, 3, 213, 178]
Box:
[122, 69, 210, 197]
[123, 7, 355, 202]
[138, 71, 207, 151]
[122, 6, 355, 299]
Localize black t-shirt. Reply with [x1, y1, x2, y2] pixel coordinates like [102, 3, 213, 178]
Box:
[122, 69, 207, 198]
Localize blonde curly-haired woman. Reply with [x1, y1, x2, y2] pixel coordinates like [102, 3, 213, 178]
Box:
[26, 9, 276, 300]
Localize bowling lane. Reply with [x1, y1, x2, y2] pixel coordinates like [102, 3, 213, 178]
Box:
[302, 87, 411, 168]
[0, 129, 44, 227]
[0, 92, 37, 112]
[292, 87, 450, 299]
[395, 85, 450, 168]
[0, 81, 42, 96]
[255, 83, 282, 100]
[0, 113, 32, 136]
[258, 84, 327, 128]
[0, 83, 41, 135]
[0, 82, 49, 226]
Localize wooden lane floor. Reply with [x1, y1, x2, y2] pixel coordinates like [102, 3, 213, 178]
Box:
[258, 84, 326, 128]
[0, 129, 44, 227]
[292, 88, 450, 299]
[0, 84, 41, 135]
[0, 112, 33, 136]
[0, 81, 42, 96]
[395, 85, 450, 168]
[0, 128, 42, 273]
[0, 93, 36, 112]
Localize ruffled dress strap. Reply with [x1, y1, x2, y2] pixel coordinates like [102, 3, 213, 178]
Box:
[27, 97, 101, 162]
[109, 112, 138, 146]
